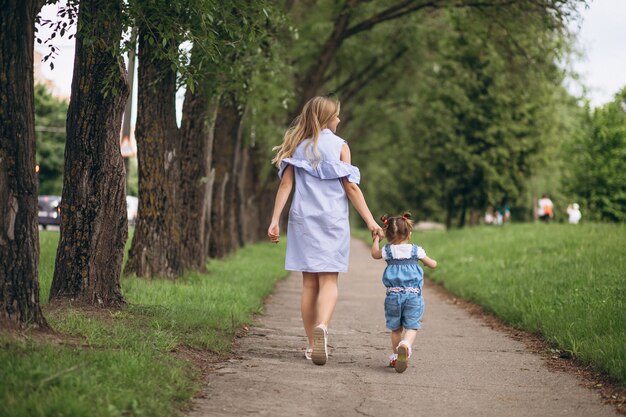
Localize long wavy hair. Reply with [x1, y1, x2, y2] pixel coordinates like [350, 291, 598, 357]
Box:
[272, 96, 340, 167]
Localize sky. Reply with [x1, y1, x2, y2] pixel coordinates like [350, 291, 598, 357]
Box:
[36, 0, 626, 109]
[565, 0, 626, 106]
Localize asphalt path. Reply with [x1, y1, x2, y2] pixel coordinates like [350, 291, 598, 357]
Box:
[188, 239, 618, 417]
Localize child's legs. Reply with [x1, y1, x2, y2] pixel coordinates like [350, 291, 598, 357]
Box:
[301, 272, 319, 347]
[316, 272, 338, 326]
[391, 328, 403, 353]
[402, 329, 418, 347]
[400, 293, 423, 348]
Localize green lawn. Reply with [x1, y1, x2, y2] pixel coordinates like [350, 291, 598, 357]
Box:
[357, 223, 626, 385]
[1, 232, 288, 417]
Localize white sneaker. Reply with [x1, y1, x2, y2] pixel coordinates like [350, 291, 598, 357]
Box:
[304, 348, 313, 360]
[312, 324, 328, 365]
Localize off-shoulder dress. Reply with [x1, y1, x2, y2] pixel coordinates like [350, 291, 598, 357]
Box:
[278, 128, 360, 273]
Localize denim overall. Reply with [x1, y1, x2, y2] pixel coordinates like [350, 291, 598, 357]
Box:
[382, 244, 425, 330]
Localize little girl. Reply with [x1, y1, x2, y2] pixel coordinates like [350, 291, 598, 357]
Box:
[371, 212, 437, 373]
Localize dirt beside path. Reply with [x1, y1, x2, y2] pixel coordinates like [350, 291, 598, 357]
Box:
[187, 239, 619, 417]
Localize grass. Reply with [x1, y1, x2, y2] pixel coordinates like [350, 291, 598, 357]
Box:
[1, 231, 288, 417]
[357, 223, 626, 385]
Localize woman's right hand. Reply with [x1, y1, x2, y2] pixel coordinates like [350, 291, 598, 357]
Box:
[369, 222, 384, 240]
[267, 222, 280, 243]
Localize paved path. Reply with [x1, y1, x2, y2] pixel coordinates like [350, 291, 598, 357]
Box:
[188, 239, 618, 417]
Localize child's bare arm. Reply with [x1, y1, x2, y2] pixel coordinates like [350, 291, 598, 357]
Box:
[420, 255, 437, 269]
[371, 236, 382, 259]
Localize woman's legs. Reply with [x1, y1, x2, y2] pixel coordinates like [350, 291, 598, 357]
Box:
[316, 272, 339, 327]
[301, 272, 319, 348]
[301, 272, 339, 348]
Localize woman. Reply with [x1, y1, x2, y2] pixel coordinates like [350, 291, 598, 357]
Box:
[268, 96, 383, 365]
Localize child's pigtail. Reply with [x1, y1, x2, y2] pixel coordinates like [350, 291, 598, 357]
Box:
[380, 214, 389, 227]
[401, 211, 414, 231]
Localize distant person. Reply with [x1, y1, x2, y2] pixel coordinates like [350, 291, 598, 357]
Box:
[371, 212, 437, 373]
[495, 204, 511, 225]
[501, 205, 511, 223]
[267, 96, 383, 366]
[567, 203, 582, 224]
[537, 194, 554, 223]
[484, 206, 495, 225]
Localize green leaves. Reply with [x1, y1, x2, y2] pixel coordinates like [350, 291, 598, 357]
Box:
[564, 88, 626, 222]
[34, 84, 68, 195]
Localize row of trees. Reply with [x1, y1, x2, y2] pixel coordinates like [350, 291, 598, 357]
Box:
[2, 0, 589, 328]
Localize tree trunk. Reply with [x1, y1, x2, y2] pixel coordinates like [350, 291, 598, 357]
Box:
[468, 208, 480, 227]
[178, 83, 218, 272]
[458, 201, 467, 228]
[49, 0, 128, 307]
[209, 95, 244, 258]
[0, 0, 48, 328]
[125, 27, 181, 278]
[445, 194, 454, 230]
[244, 143, 278, 243]
[237, 146, 251, 245]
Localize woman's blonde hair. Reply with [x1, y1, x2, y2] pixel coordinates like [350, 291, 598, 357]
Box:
[272, 96, 340, 167]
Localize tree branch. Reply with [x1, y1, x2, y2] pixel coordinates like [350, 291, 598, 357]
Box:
[337, 46, 410, 104]
[342, 0, 520, 40]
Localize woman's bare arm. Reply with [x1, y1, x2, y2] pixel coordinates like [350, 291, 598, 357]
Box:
[267, 165, 294, 243]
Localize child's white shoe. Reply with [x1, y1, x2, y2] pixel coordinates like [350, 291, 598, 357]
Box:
[304, 348, 313, 360]
[312, 324, 328, 365]
[395, 341, 412, 373]
[389, 353, 398, 368]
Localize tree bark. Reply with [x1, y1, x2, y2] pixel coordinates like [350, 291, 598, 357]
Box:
[49, 0, 128, 307]
[178, 83, 218, 272]
[209, 95, 245, 258]
[125, 26, 181, 279]
[0, 0, 48, 328]
[445, 194, 454, 230]
[244, 144, 278, 243]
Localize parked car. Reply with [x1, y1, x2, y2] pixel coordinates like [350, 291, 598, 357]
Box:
[38, 195, 61, 229]
[126, 195, 139, 226]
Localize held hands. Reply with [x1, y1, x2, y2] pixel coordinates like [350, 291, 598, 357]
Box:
[369, 222, 384, 240]
[267, 222, 280, 244]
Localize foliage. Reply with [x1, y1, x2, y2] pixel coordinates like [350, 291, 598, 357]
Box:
[563, 88, 626, 222]
[329, 3, 578, 227]
[522, 88, 586, 222]
[34, 83, 68, 195]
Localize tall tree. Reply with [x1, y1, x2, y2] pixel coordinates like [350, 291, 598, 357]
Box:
[49, 0, 129, 306]
[178, 74, 218, 272]
[125, 0, 283, 269]
[0, 0, 48, 328]
[417, 6, 571, 227]
[209, 94, 246, 258]
[325, 2, 580, 227]
[125, 24, 182, 278]
[564, 88, 626, 222]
